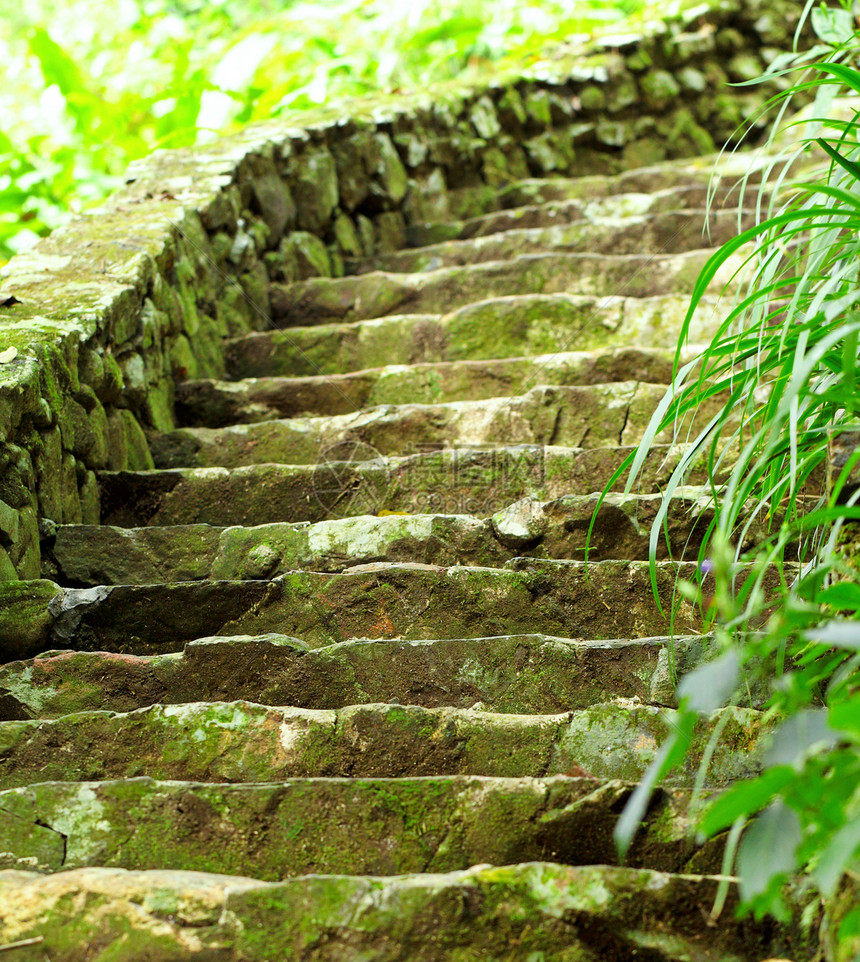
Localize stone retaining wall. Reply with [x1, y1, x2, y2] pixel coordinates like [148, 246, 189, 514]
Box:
[0, 0, 806, 579]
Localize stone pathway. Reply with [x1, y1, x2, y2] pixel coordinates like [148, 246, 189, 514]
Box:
[0, 152, 807, 958]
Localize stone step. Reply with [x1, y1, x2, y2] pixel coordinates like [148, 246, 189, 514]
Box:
[45, 491, 718, 586]
[436, 153, 767, 223]
[177, 347, 675, 426]
[0, 862, 801, 962]
[0, 632, 705, 720]
[359, 208, 753, 274]
[225, 292, 721, 379]
[267, 249, 740, 327]
[0, 559, 707, 660]
[149, 382, 671, 470]
[0, 699, 764, 789]
[493, 151, 770, 208]
[97, 444, 711, 528]
[0, 775, 715, 880]
[411, 182, 759, 246]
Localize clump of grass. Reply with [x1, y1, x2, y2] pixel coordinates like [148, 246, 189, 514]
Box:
[606, 0, 860, 948]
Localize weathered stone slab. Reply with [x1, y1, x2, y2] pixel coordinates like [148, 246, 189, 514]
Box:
[360, 208, 755, 274]
[0, 632, 709, 719]
[97, 445, 715, 528]
[0, 8, 828, 957]
[0, 862, 806, 962]
[0, 559, 708, 658]
[267, 250, 742, 327]
[149, 383, 670, 469]
[0, 775, 710, 878]
[417, 181, 762, 246]
[46, 490, 721, 585]
[49, 523, 224, 584]
[495, 150, 772, 208]
[0, 700, 766, 789]
[458, 181, 766, 240]
[224, 293, 723, 379]
[176, 347, 675, 426]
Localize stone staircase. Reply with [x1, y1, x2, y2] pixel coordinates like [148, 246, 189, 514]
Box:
[0, 153, 810, 959]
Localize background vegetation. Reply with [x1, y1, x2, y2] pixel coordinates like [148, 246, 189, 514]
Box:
[0, 0, 652, 265]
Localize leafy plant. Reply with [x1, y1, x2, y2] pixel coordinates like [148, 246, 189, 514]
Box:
[604, 0, 860, 950]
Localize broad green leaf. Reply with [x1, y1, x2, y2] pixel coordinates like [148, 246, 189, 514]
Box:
[813, 813, 860, 896]
[837, 904, 860, 944]
[811, 5, 857, 45]
[676, 650, 740, 714]
[700, 766, 796, 835]
[819, 582, 860, 612]
[828, 700, 860, 736]
[737, 801, 802, 901]
[27, 27, 86, 100]
[804, 619, 860, 650]
[766, 709, 838, 766]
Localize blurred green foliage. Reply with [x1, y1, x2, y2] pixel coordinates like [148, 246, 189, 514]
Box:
[0, 0, 650, 263]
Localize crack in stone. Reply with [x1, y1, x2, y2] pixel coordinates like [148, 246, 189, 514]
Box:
[618, 394, 633, 446]
[547, 405, 564, 447]
[33, 817, 68, 866]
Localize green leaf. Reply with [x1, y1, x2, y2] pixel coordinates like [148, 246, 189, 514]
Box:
[27, 27, 87, 100]
[737, 801, 802, 901]
[804, 619, 860, 649]
[677, 650, 740, 714]
[816, 138, 860, 182]
[828, 700, 860, 736]
[814, 61, 860, 97]
[766, 710, 838, 766]
[819, 582, 860, 612]
[813, 813, 860, 896]
[700, 766, 796, 836]
[837, 905, 860, 945]
[811, 5, 857, 45]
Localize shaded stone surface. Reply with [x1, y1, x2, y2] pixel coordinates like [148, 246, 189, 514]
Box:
[176, 347, 677, 425]
[358, 207, 755, 274]
[154, 372, 736, 477]
[455, 178, 768, 238]
[149, 382, 671, 470]
[266, 250, 740, 328]
[495, 152, 772, 208]
[45, 490, 725, 584]
[0, 560, 710, 659]
[0, 775, 711, 878]
[0, 700, 765, 789]
[0, 633, 709, 719]
[96, 444, 716, 528]
[223, 292, 723, 380]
